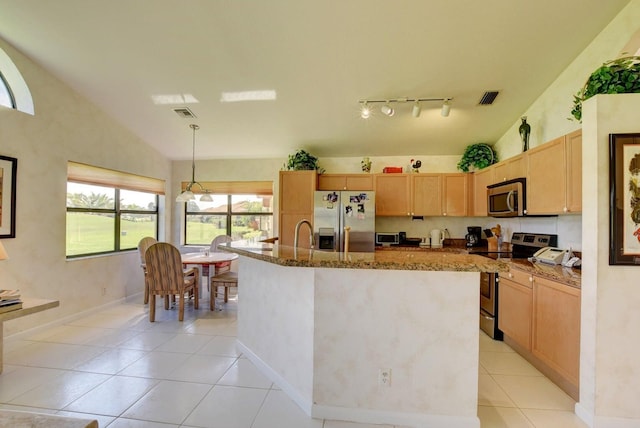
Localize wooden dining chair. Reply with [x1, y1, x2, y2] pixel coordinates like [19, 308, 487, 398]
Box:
[137, 236, 157, 304]
[209, 235, 237, 310]
[144, 242, 199, 322]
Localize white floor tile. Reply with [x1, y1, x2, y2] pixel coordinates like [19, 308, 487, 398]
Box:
[121, 380, 211, 424]
[479, 333, 515, 353]
[4, 341, 105, 370]
[106, 418, 178, 427]
[64, 375, 158, 416]
[520, 408, 588, 428]
[251, 389, 323, 428]
[492, 375, 576, 411]
[217, 358, 273, 389]
[0, 366, 66, 402]
[196, 335, 241, 357]
[154, 333, 211, 354]
[56, 410, 115, 428]
[478, 374, 516, 408]
[477, 405, 535, 428]
[26, 325, 113, 345]
[323, 420, 394, 428]
[479, 352, 543, 376]
[165, 354, 236, 384]
[118, 351, 191, 379]
[182, 385, 268, 428]
[9, 371, 110, 409]
[74, 348, 148, 374]
[83, 328, 142, 348]
[117, 331, 178, 351]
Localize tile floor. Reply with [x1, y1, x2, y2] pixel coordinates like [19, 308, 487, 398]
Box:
[0, 295, 588, 427]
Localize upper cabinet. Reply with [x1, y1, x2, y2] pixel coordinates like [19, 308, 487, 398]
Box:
[374, 173, 468, 217]
[471, 166, 494, 216]
[317, 174, 373, 191]
[526, 130, 582, 215]
[493, 154, 525, 182]
[278, 170, 317, 247]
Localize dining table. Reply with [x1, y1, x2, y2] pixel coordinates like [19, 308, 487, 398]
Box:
[181, 251, 239, 300]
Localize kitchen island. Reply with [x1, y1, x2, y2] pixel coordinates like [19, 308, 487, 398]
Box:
[221, 243, 507, 427]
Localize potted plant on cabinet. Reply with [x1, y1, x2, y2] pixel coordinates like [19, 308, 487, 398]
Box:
[570, 55, 640, 121]
[283, 149, 324, 172]
[457, 143, 497, 172]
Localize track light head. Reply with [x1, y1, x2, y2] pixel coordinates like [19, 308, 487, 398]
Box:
[381, 103, 394, 117]
[412, 101, 421, 118]
[441, 99, 451, 117]
[360, 102, 371, 119]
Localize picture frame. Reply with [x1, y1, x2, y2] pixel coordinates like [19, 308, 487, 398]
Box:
[609, 133, 640, 265]
[0, 155, 17, 239]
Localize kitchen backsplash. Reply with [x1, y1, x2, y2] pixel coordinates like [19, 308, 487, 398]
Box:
[375, 214, 582, 251]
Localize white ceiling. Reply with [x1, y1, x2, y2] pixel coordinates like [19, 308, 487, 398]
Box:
[0, 0, 631, 160]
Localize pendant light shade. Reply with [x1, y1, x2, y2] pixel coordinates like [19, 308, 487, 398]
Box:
[176, 124, 211, 203]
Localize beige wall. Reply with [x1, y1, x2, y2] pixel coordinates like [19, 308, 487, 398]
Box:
[0, 38, 171, 335]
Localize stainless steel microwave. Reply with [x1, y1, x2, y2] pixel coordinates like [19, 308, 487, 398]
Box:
[375, 232, 399, 246]
[487, 178, 526, 217]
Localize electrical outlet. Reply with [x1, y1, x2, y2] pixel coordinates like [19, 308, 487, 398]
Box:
[378, 368, 391, 387]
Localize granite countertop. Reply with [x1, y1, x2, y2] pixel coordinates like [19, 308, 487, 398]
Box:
[506, 259, 581, 289]
[220, 242, 508, 273]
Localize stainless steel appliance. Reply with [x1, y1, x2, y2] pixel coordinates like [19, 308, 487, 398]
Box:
[487, 178, 526, 217]
[476, 232, 558, 340]
[313, 191, 375, 252]
[375, 232, 399, 246]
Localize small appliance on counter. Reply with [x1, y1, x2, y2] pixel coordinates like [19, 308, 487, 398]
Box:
[430, 229, 445, 248]
[465, 226, 487, 247]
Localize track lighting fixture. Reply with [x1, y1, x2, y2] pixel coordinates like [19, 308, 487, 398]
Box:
[381, 102, 395, 117]
[441, 99, 451, 117]
[358, 97, 452, 119]
[412, 100, 422, 118]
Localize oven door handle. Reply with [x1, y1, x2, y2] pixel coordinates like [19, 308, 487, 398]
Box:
[506, 190, 515, 212]
[481, 313, 494, 321]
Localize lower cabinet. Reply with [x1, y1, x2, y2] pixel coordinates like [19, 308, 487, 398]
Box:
[498, 270, 533, 350]
[498, 267, 581, 400]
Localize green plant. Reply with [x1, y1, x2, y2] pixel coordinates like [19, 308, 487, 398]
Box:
[457, 143, 496, 172]
[571, 55, 640, 121]
[284, 149, 323, 171]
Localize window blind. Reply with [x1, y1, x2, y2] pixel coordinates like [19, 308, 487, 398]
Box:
[180, 181, 273, 195]
[68, 161, 165, 195]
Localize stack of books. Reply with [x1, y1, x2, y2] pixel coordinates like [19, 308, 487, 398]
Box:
[0, 290, 22, 314]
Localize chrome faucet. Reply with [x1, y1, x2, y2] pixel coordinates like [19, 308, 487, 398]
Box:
[294, 219, 315, 249]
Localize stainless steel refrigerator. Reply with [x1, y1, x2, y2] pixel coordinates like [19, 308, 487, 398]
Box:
[313, 191, 376, 252]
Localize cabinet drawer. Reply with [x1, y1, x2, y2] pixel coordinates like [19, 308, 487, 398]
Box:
[502, 268, 533, 288]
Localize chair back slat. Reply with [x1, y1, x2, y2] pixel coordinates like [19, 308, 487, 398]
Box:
[210, 235, 232, 252]
[145, 243, 185, 294]
[138, 237, 158, 265]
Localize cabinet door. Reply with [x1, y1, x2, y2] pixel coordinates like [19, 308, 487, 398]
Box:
[442, 173, 468, 216]
[345, 174, 373, 190]
[494, 155, 525, 182]
[412, 174, 442, 216]
[279, 171, 316, 213]
[374, 174, 411, 216]
[317, 174, 347, 190]
[532, 276, 581, 386]
[279, 213, 313, 248]
[526, 137, 566, 214]
[565, 130, 582, 213]
[498, 271, 533, 350]
[472, 167, 494, 216]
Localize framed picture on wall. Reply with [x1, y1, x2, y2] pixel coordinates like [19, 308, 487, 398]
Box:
[609, 133, 640, 265]
[0, 155, 17, 239]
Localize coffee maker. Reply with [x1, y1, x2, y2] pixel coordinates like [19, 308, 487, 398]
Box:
[465, 226, 485, 247]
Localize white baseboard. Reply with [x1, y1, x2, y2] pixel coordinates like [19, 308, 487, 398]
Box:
[236, 340, 313, 415]
[575, 403, 594, 427]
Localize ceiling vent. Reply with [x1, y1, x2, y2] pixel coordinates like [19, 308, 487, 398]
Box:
[478, 91, 500, 105]
[172, 107, 197, 118]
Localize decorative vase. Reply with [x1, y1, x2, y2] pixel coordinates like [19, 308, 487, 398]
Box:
[361, 157, 371, 173]
[519, 116, 531, 152]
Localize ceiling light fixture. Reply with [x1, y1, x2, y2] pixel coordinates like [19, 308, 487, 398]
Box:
[381, 101, 395, 117]
[220, 90, 277, 103]
[412, 100, 422, 118]
[358, 97, 453, 119]
[360, 101, 372, 119]
[441, 99, 451, 117]
[176, 124, 212, 203]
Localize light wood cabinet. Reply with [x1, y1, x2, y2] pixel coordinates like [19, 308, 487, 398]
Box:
[278, 170, 317, 247]
[493, 154, 525, 182]
[526, 136, 566, 215]
[374, 174, 411, 216]
[532, 276, 581, 388]
[442, 173, 469, 216]
[412, 174, 442, 216]
[317, 174, 373, 191]
[565, 130, 582, 213]
[471, 167, 494, 216]
[498, 268, 533, 350]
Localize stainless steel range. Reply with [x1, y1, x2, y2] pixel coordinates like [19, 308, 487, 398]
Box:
[475, 232, 558, 340]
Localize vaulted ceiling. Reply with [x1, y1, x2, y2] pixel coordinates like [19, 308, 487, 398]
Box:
[0, 0, 631, 160]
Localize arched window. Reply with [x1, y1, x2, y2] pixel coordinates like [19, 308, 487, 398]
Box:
[0, 71, 15, 109]
[0, 46, 34, 115]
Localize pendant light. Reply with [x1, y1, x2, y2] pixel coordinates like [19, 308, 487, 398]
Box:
[176, 124, 212, 202]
